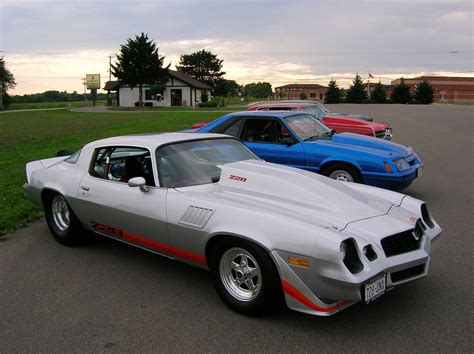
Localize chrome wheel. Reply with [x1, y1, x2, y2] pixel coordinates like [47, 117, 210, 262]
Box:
[219, 247, 262, 302]
[51, 195, 70, 231]
[328, 170, 354, 182]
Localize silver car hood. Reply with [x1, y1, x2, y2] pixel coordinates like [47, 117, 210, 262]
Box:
[176, 160, 402, 230]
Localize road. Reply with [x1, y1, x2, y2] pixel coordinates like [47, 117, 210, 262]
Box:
[1, 104, 472, 352]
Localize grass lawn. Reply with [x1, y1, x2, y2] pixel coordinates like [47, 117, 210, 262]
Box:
[0, 108, 232, 236]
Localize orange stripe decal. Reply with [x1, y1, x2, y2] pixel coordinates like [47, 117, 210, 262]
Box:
[281, 279, 348, 313]
[92, 222, 206, 266]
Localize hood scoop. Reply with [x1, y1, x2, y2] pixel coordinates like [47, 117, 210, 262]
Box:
[215, 160, 393, 229]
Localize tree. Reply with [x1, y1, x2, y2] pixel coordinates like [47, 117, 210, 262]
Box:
[214, 79, 241, 96]
[0, 57, 16, 109]
[324, 79, 341, 103]
[370, 81, 387, 103]
[414, 80, 434, 104]
[299, 91, 307, 100]
[176, 49, 225, 89]
[112, 33, 170, 107]
[243, 82, 273, 98]
[346, 74, 368, 103]
[391, 78, 412, 104]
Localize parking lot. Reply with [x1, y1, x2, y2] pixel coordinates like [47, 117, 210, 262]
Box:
[0, 104, 472, 352]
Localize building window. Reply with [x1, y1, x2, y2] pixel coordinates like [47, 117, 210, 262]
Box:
[145, 90, 155, 100]
[309, 92, 316, 98]
[320, 93, 323, 100]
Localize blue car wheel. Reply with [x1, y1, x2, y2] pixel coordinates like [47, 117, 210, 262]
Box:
[321, 163, 362, 183]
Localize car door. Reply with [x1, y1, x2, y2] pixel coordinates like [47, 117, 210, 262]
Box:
[76, 145, 170, 254]
[240, 118, 307, 169]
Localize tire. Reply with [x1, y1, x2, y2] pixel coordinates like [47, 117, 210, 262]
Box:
[209, 238, 283, 316]
[43, 192, 88, 246]
[322, 163, 362, 183]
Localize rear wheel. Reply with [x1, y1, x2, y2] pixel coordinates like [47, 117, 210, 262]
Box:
[209, 238, 283, 316]
[322, 163, 362, 183]
[43, 192, 88, 246]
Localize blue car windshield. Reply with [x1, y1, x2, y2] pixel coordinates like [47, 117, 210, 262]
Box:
[156, 138, 258, 188]
[285, 114, 331, 141]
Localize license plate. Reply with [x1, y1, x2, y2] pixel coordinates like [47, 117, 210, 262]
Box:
[364, 274, 386, 303]
[416, 167, 422, 178]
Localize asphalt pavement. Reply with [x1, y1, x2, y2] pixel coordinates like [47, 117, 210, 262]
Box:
[0, 103, 472, 352]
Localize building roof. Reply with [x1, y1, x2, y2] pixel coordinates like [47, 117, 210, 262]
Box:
[169, 70, 212, 90]
[104, 80, 120, 91]
[102, 70, 212, 91]
[275, 83, 327, 89]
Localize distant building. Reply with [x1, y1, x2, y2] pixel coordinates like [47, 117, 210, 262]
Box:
[104, 70, 212, 107]
[391, 76, 474, 103]
[364, 82, 394, 98]
[275, 84, 327, 101]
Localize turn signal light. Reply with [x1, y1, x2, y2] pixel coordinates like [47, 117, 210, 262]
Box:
[384, 162, 393, 173]
[288, 256, 310, 268]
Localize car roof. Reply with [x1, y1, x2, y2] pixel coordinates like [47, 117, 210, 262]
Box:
[249, 101, 320, 108]
[87, 132, 229, 149]
[225, 110, 308, 119]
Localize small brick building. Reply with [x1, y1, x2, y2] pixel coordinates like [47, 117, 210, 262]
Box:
[275, 84, 327, 101]
[391, 76, 474, 103]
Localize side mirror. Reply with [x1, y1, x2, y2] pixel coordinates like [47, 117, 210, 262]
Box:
[128, 177, 149, 192]
[281, 137, 296, 146]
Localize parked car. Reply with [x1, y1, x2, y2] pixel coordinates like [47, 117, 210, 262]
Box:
[192, 101, 391, 139]
[248, 102, 392, 139]
[195, 111, 422, 189]
[24, 133, 441, 317]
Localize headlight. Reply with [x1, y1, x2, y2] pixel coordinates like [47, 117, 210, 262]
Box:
[341, 239, 363, 274]
[393, 158, 410, 172]
[340, 242, 347, 259]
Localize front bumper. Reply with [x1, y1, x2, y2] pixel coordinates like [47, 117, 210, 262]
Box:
[362, 162, 423, 190]
[272, 211, 441, 316]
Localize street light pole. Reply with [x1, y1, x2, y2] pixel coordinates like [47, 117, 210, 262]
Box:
[107, 55, 113, 106]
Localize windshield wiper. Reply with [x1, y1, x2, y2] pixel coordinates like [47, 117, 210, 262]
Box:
[211, 176, 220, 183]
[303, 135, 320, 141]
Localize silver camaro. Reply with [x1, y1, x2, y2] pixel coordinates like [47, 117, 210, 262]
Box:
[24, 133, 442, 316]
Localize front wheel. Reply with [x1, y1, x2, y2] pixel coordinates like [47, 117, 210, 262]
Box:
[322, 164, 362, 183]
[44, 192, 88, 246]
[209, 239, 283, 316]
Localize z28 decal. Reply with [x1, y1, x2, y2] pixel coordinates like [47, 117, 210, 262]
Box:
[229, 175, 247, 182]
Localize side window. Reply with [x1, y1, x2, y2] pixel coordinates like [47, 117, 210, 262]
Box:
[241, 119, 292, 144]
[90, 146, 155, 186]
[209, 117, 244, 138]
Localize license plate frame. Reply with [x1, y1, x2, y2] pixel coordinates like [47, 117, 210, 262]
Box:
[364, 274, 386, 303]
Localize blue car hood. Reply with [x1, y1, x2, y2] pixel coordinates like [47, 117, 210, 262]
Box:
[312, 133, 413, 158]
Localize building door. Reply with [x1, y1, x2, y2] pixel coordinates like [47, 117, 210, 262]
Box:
[171, 89, 182, 106]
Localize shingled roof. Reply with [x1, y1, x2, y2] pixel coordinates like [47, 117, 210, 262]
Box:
[168, 70, 211, 90]
[103, 70, 211, 91]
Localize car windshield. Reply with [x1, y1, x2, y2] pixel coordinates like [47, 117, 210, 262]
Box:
[285, 114, 332, 141]
[300, 105, 327, 120]
[156, 138, 258, 188]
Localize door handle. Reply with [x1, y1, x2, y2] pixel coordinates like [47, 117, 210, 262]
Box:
[80, 186, 90, 191]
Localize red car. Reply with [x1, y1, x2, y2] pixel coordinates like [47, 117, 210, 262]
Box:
[191, 102, 392, 139]
[248, 102, 392, 139]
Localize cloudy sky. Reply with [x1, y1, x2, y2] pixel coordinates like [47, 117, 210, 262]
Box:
[1, 0, 473, 94]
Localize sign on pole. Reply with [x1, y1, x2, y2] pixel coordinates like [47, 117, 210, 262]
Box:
[85, 74, 101, 89]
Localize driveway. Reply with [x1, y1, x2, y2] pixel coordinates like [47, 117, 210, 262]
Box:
[0, 103, 472, 352]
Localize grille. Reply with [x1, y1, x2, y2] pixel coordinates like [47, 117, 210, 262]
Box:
[391, 264, 425, 283]
[375, 131, 386, 138]
[381, 220, 424, 257]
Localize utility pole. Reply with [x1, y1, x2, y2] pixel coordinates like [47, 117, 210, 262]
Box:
[107, 55, 113, 106]
[82, 77, 87, 101]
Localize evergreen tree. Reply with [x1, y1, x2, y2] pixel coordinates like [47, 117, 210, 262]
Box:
[176, 49, 225, 89]
[112, 33, 170, 107]
[414, 80, 434, 104]
[391, 78, 412, 104]
[324, 79, 341, 103]
[370, 81, 387, 103]
[346, 74, 368, 103]
[299, 91, 307, 100]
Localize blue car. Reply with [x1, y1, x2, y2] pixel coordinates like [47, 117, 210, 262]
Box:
[195, 111, 423, 190]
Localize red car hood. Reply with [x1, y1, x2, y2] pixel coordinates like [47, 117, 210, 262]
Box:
[324, 114, 390, 130]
